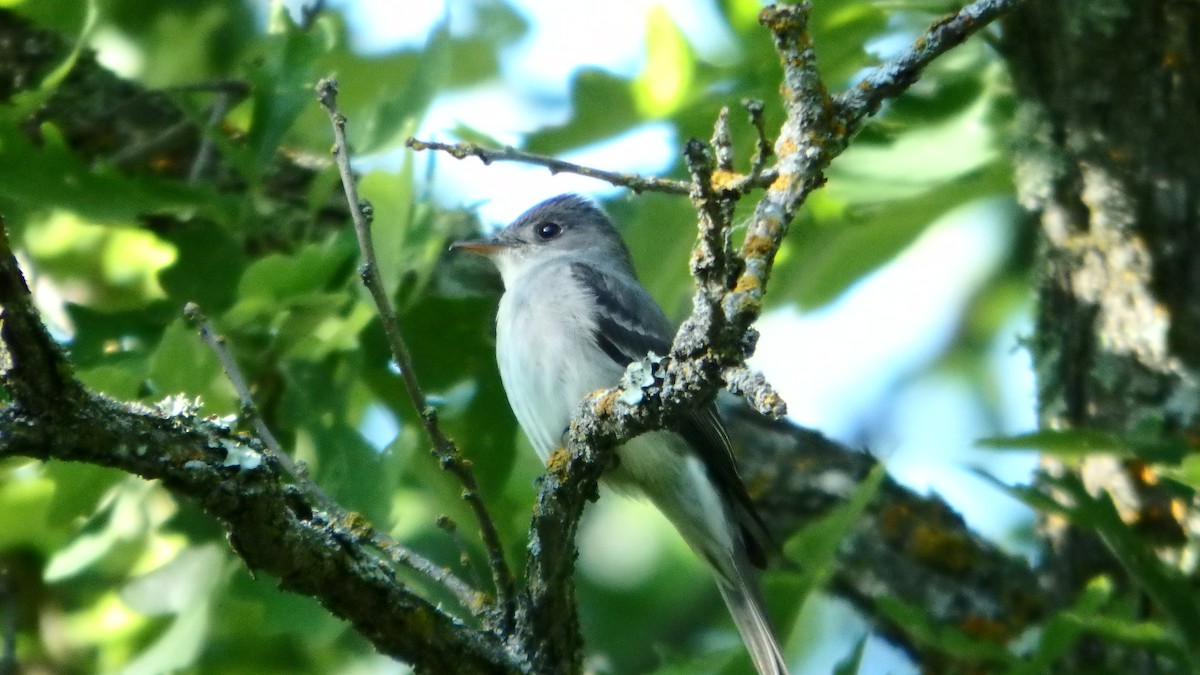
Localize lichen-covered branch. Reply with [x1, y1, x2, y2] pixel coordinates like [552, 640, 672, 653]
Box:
[722, 403, 1046, 664]
[836, 0, 1027, 135]
[514, 2, 1027, 671]
[0, 226, 513, 673]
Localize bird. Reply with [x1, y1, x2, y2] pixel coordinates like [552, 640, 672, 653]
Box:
[453, 194, 789, 675]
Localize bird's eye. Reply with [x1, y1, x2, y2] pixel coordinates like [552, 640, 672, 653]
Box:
[535, 221, 562, 240]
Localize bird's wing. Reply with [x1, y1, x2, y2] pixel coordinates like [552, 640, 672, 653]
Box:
[568, 261, 673, 364]
[569, 261, 775, 567]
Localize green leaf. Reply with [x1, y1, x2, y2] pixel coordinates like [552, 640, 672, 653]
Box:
[119, 545, 229, 675]
[832, 635, 869, 675]
[157, 221, 248, 313]
[65, 302, 175, 368]
[776, 161, 1010, 308]
[239, 5, 328, 182]
[274, 359, 404, 524]
[357, 160, 419, 299]
[782, 464, 885, 609]
[362, 292, 519, 498]
[633, 7, 694, 118]
[147, 318, 237, 413]
[77, 362, 146, 400]
[812, 4, 887, 84]
[979, 429, 1189, 465]
[0, 123, 234, 225]
[351, 22, 448, 153]
[523, 69, 640, 155]
[276, 295, 374, 361]
[0, 473, 55, 549]
[44, 480, 155, 581]
[44, 461, 126, 528]
[232, 237, 356, 304]
[1016, 575, 1112, 673]
[6, 0, 98, 117]
[993, 472, 1200, 663]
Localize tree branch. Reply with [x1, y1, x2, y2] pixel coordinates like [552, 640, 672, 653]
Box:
[317, 78, 517, 633]
[835, 0, 1027, 135]
[512, 2, 1028, 671]
[0, 225, 514, 673]
[405, 138, 693, 195]
[722, 403, 1046, 664]
[182, 301, 483, 614]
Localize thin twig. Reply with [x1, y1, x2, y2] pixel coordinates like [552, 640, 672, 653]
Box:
[317, 78, 516, 633]
[367, 530, 484, 613]
[723, 366, 787, 419]
[162, 79, 251, 96]
[742, 98, 772, 181]
[437, 515, 485, 589]
[187, 91, 235, 185]
[836, 0, 1026, 134]
[682, 138, 736, 308]
[181, 304, 482, 614]
[107, 117, 194, 169]
[182, 303, 291, 468]
[711, 106, 735, 173]
[406, 137, 693, 195]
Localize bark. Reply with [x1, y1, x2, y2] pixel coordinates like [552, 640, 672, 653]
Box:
[1004, 0, 1200, 670]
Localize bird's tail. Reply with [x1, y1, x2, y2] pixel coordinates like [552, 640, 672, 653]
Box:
[713, 556, 790, 675]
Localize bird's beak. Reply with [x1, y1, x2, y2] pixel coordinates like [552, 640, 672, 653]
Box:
[450, 239, 510, 256]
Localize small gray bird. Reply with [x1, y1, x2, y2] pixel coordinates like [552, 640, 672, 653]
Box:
[453, 194, 789, 675]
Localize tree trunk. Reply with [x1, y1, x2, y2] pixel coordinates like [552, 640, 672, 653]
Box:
[1004, 0, 1200, 669]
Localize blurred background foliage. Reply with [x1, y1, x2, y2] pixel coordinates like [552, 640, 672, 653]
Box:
[2, 0, 1167, 673]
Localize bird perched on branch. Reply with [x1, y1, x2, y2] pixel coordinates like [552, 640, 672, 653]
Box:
[453, 194, 789, 675]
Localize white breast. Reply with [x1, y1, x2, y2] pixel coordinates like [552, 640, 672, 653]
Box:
[495, 259, 622, 463]
[492, 254, 736, 565]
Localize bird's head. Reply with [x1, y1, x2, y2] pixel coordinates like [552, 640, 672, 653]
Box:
[451, 194, 634, 284]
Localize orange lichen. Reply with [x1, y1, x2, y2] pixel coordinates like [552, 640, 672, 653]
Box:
[711, 169, 744, 191]
[878, 502, 913, 541]
[344, 511, 372, 536]
[546, 447, 571, 475]
[733, 274, 762, 295]
[741, 234, 776, 260]
[910, 523, 973, 572]
[1134, 461, 1159, 485]
[468, 591, 492, 614]
[959, 615, 1010, 643]
[775, 137, 798, 158]
[1172, 498, 1188, 521]
[592, 389, 621, 415]
[769, 172, 793, 193]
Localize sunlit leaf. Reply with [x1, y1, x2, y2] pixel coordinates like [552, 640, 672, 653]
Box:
[119, 545, 228, 675]
[240, 5, 328, 182]
[524, 70, 640, 155]
[633, 7, 694, 118]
